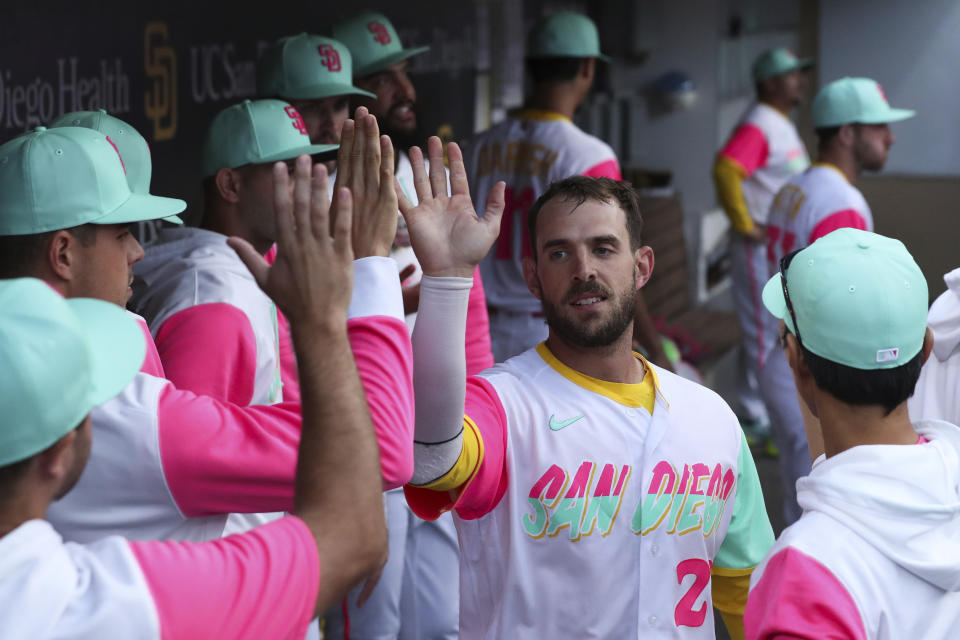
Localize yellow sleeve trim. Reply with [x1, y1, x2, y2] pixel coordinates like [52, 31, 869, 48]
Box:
[418, 416, 484, 492]
[712, 155, 755, 234]
[711, 566, 753, 640]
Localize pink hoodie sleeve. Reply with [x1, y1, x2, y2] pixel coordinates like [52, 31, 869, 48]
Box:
[745, 547, 867, 640]
[130, 516, 319, 640]
[154, 303, 258, 406]
[275, 309, 300, 404]
[465, 267, 494, 375]
[158, 315, 414, 517]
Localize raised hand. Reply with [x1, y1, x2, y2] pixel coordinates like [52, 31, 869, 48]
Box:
[332, 107, 398, 259]
[228, 155, 354, 330]
[397, 137, 505, 278]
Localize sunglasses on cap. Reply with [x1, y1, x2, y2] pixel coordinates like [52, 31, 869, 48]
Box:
[779, 248, 803, 350]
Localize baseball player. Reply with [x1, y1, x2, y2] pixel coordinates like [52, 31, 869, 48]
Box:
[462, 11, 669, 369]
[0, 147, 389, 638]
[909, 267, 960, 424]
[746, 228, 960, 639]
[760, 76, 915, 524]
[0, 124, 412, 571]
[330, 12, 494, 639]
[712, 48, 812, 442]
[401, 137, 774, 639]
[257, 32, 375, 173]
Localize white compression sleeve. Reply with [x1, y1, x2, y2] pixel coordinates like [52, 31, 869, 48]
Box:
[409, 274, 472, 486]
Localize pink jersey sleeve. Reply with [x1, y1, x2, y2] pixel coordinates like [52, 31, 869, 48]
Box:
[745, 547, 867, 640]
[130, 516, 319, 640]
[809, 209, 869, 245]
[154, 303, 257, 406]
[276, 309, 300, 404]
[158, 315, 414, 517]
[465, 267, 495, 376]
[719, 123, 769, 176]
[349, 315, 415, 489]
[405, 375, 509, 520]
[582, 158, 622, 180]
[135, 316, 166, 378]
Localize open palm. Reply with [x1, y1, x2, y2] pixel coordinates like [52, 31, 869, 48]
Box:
[397, 137, 505, 279]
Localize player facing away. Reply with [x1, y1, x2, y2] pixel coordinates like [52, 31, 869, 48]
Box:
[910, 267, 960, 425]
[400, 137, 774, 639]
[327, 11, 495, 639]
[712, 48, 812, 443]
[759, 76, 915, 525]
[463, 11, 670, 368]
[745, 228, 960, 639]
[0, 141, 389, 638]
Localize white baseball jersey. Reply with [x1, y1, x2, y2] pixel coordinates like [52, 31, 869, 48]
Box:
[718, 103, 810, 226]
[746, 420, 960, 639]
[762, 163, 872, 356]
[463, 110, 621, 313]
[407, 343, 773, 638]
[910, 267, 960, 426]
[764, 162, 872, 268]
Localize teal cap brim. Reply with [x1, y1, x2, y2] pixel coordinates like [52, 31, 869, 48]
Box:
[259, 143, 339, 164]
[66, 298, 145, 406]
[861, 107, 916, 125]
[762, 272, 792, 331]
[280, 82, 377, 101]
[355, 46, 430, 78]
[94, 192, 187, 226]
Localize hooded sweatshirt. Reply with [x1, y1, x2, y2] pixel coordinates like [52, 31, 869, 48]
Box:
[132, 227, 283, 407]
[745, 420, 960, 639]
[910, 267, 960, 425]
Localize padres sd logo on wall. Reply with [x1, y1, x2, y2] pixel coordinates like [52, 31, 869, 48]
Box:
[144, 21, 177, 141]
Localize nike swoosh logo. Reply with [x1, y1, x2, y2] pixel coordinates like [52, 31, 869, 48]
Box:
[549, 414, 585, 431]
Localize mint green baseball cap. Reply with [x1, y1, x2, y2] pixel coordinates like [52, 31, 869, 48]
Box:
[201, 99, 338, 177]
[257, 34, 376, 100]
[50, 110, 183, 225]
[762, 228, 928, 370]
[812, 77, 916, 128]
[332, 11, 429, 78]
[0, 278, 145, 466]
[0, 127, 186, 236]
[527, 11, 609, 62]
[752, 48, 813, 83]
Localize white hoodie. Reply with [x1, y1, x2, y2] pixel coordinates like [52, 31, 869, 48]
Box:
[910, 267, 960, 425]
[746, 420, 960, 639]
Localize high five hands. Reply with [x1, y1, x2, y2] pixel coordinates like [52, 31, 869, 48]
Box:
[397, 137, 505, 278]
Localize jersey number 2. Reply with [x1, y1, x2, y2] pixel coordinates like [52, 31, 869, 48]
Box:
[674, 558, 711, 627]
[494, 186, 536, 260]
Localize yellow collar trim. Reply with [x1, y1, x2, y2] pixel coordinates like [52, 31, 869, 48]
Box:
[812, 162, 850, 184]
[517, 109, 572, 123]
[536, 342, 658, 412]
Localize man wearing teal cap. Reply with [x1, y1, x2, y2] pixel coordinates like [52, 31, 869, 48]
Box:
[713, 47, 813, 451]
[257, 33, 375, 173]
[132, 98, 339, 406]
[0, 120, 416, 640]
[0, 148, 390, 636]
[333, 11, 429, 148]
[462, 10, 670, 369]
[745, 228, 960, 639]
[758, 76, 916, 525]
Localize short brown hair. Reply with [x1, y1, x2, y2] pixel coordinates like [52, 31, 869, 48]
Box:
[526, 176, 643, 259]
[0, 224, 98, 279]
